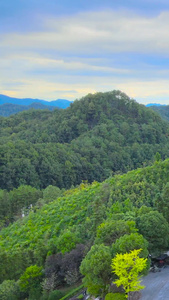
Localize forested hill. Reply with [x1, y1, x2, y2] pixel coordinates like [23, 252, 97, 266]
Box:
[1, 90, 169, 190]
[1, 158, 169, 297]
[149, 104, 169, 122]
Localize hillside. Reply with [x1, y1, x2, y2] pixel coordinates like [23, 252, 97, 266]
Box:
[1, 159, 169, 298]
[0, 90, 169, 190]
[150, 104, 169, 122]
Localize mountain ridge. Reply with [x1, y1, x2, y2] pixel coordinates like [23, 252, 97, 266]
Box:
[0, 94, 73, 108]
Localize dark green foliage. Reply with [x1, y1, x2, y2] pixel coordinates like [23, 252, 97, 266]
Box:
[150, 105, 169, 122]
[0, 280, 21, 300]
[95, 220, 137, 246]
[1, 90, 169, 190]
[48, 290, 65, 300]
[111, 233, 149, 258]
[80, 244, 112, 297]
[0, 103, 56, 117]
[59, 285, 84, 300]
[136, 211, 169, 254]
[0, 185, 42, 227]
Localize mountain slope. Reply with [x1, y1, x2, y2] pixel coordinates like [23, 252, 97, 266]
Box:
[149, 105, 169, 122]
[0, 90, 169, 190]
[1, 158, 169, 283]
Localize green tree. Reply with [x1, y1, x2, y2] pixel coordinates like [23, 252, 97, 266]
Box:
[0, 280, 21, 300]
[112, 249, 147, 299]
[80, 244, 112, 298]
[111, 233, 149, 259]
[19, 265, 43, 297]
[136, 211, 169, 254]
[95, 220, 137, 246]
[56, 230, 80, 254]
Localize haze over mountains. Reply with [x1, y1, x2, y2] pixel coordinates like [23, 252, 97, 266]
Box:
[0, 94, 73, 116]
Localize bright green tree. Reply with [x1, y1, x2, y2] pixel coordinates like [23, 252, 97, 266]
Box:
[111, 249, 147, 299]
[19, 265, 43, 297]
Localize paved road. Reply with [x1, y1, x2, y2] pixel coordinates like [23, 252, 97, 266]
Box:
[140, 266, 169, 300]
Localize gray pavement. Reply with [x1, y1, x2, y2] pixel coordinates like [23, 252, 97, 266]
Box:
[141, 266, 169, 300]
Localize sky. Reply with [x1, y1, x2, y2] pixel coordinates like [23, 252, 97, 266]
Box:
[2, 1, 169, 104]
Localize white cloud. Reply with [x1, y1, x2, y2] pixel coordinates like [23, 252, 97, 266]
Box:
[1, 9, 169, 103]
[2, 10, 169, 55]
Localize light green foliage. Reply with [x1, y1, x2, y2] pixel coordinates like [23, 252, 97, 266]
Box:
[95, 220, 137, 246]
[105, 293, 125, 300]
[2, 159, 169, 285]
[80, 244, 112, 297]
[19, 265, 43, 292]
[56, 230, 80, 254]
[0, 280, 20, 300]
[112, 233, 149, 259]
[112, 249, 147, 298]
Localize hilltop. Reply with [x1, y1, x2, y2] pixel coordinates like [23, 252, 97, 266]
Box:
[0, 90, 169, 190]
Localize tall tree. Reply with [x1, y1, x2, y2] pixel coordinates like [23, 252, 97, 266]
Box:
[112, 249, 147, 299]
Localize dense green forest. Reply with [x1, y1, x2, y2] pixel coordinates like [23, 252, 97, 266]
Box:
[1, 159, 169, 299]
[1, 91, 169, 299]
[150, 104, 169, 122]
[1, 90, 169, 191]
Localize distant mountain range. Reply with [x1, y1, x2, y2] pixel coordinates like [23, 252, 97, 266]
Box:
[0, 94, 73, 116]
[147, 103, 169, 122]
[146, 103, 167, 107]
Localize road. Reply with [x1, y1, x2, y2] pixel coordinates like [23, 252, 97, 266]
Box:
[140, 266, 169, 300]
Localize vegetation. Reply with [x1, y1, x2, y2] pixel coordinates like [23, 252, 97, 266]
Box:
[150, 105, 169, 122]
[1, 91, 169, 190]
[1, 91, 169, 299]
[0, 157, 169, 298]
[112, 249, 147, 298]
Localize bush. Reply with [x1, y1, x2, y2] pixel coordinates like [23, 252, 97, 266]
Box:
[48, 290, 65, 300]
[0, 280, 21, 300]
[105, 293, 126, 300]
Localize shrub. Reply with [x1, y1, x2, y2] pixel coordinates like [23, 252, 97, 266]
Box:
[0, 280, 21, 300]
[105, 293, 126, 300]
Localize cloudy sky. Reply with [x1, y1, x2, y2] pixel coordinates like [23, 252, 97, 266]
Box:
[1, 0, 169, 104]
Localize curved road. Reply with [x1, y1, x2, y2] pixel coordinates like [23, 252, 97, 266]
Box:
[141, 266, 169, 300]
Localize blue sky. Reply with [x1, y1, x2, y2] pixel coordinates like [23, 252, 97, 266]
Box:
[1, 1, 169, 104]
